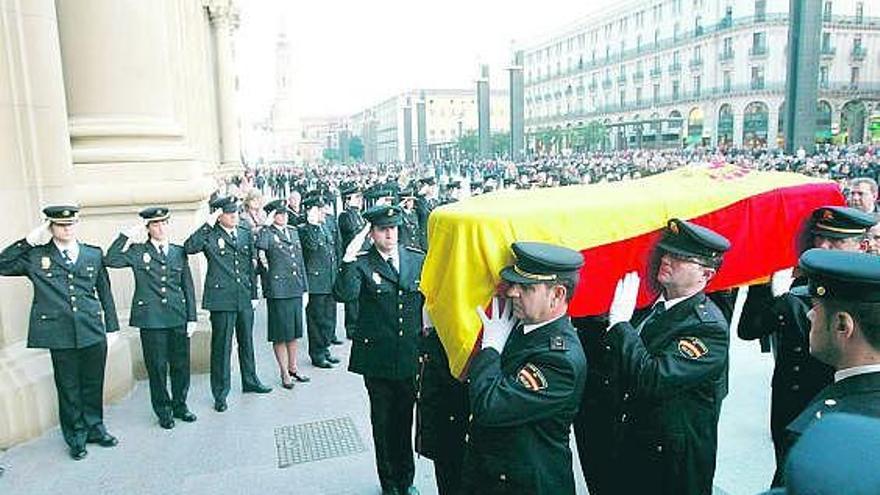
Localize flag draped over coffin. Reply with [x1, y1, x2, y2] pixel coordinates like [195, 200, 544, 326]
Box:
[420, 164, 845, 378]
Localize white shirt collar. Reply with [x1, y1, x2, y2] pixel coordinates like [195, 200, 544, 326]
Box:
[384, 248, 399, 271]
[657, 290, 700, 311]
[53, 240, 79, 261]
[523, 313, 566, 335]
[834, 364, 880, 383]
[222, 225, 236, 237]
[150, 238, 169, 252]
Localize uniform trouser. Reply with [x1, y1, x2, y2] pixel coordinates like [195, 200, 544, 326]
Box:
[434, 455, 465, 495]
[364, 376, 416, 491]
[343, 299, 359, 339]
[50, 341, 108, 449]
[140, 327, 190, 419]
[306, 294, 335, 363]
[209, 308, 261, 401]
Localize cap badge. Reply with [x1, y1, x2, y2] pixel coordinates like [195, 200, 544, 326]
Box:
[62, 210, 70, 217]
[822, 210, 834, 221]
[816, 286, 826, 296]
[669, 222, 679, 234]
[143, 253, 151, 264]
[387, 209, 394, 217]
[41, 256, 51, 270]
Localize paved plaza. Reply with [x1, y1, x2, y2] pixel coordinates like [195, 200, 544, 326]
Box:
[0, 304, 775, 495]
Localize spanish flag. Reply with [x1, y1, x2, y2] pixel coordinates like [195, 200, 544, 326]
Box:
[421, 164, 844, 378]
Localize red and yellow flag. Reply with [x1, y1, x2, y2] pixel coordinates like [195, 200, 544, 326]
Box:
[421, 164, 844, 378]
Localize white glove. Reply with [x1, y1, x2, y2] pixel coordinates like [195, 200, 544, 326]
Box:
[26, 221, 52, 245]
[263, 211, 276, 227]
[302, 292, 309, 308]
[477, 297, 517, 352]
[343, 223, 371, 263]
[771, 268, 795, 297]
[186, 322, 197, 338]
[608, 271, 640, 327]
[207, 208, 222, 226]
[122, 223, 147, 243]
[251, 299, 259, 310]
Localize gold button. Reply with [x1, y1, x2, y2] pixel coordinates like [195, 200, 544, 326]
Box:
[161, 299, 167, 304]
[161, 287, 166, 293]
[449, 415, 455, 421]
[69, 285, 74, 290]
[40, 315, 46, 320]
[70, 296, 76, 302]
[793, 366, 800, 372]
[656, 445, 663, 452]
[72, 307, 78, 312]
[824, 399, 837, 407]
[68, 274, 74, 279]
[621, 413, 627, 422]
[236, 278, 240, 283]
[792, 384, 800, 391]
[794, 347, 802, 353]
[161, 276, 166, 282]
[161, 265, 166, 270]
[499, 474, 506, 481]
[398, 330, 403, 336]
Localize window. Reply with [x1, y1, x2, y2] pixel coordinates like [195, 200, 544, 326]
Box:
[693, 75, 701, 97]
[824, 1, 833, 21]
[819, 66, 829, 88]
[672, 81, 680, 100]
[751, 66, 765, 89]
[693, 45, 702, 62]
[856, 2, 864, 23]
[620, 90, 626, 107]
[653, 56, 661, 70]
[654, 29, 660, 46]
[695, 16, 703, 36]
[673, 50, 681, 64]
[851, 66, 860, 86]
[723, 71, 732, 92]
[636, 87, 643, 106]
[854, 35, 863, 50]
[674, 22, 681, 41]
[723, 37, 734, 57]
[755, 0, 767, 21]
[653, 83, 660, 104]
[637, 35, 642, 52]
[822, 32, 832, 51]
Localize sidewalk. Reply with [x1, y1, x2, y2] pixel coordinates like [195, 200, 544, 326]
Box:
[0, 304, 774, 494]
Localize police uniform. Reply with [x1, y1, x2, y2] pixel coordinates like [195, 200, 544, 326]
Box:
[256, 199, 308, 344]
[779, 249, 880, 470]
[398, 189, 423, 251]
[462, 242, 587, 495]
[0, 206, 120, 460]
[604, 219, 731, 495]
[415, 176, 439, 250]
[184, 197, 270, 412]
[333, 205, 425, 495]
[739, 206, 875, 486]
[105, 207, 198, 428]
[338, 184, 368, 339]
[299, 193, 339, 367]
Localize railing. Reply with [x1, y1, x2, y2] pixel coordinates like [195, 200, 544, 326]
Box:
[650, 67, 663, 77]
[851, 46, 868, 61]
[749, 45, 768, 57]
[602, 79, 613, 89]
[633, 71, 645, 82]
[820, 46, 836, 58]
[689, 58, 704, 69]
[668, 62, 681, 74]
[719, 50, 734, 62]
[617, 74, 628, 85]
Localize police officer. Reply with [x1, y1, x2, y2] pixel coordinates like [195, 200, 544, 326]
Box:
[398, 188, 423, 251]
[739, 205, 876, 486]
[415, 176, 439, 250]
[256, 199, 310, 388]
[322, 188, 344, 346]
[299, 192, 339, 368]
[334, 205, 426, 495]
[605, 219, 731, 495]
[105, 207, 198, 429]
[780, 249, 880, 467]
[184, 197, 271, 413]
[463, 241, 587, 495]
[338, 184, 368, 340]
[0, 206, 119, 460]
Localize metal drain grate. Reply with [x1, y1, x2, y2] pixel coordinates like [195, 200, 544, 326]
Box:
[274, 416, 366, 468]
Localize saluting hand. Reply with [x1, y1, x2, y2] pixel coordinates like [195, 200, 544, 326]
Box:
[207, 208, 222, 226]
[770, 268, 795, 297]
[186, 322, 197, 339]
[477, 297, 517, 352]
[343, 223, 371, 263]
[263, 211, 276, 227]
[608, 271, 640, 328]
[26, 221, 52, 246]
[122, 223, 147, 243]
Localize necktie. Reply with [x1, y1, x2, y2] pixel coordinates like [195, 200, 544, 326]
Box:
[386, 256, 398, 275]
[62, 249, 73, 266]
[158, 245, 166, 259]
[636, 301, 666, 334]
[230, 231, 237, 246]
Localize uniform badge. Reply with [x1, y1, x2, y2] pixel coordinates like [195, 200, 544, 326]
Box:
[218, 237, 225, 250]
[40, 256, 51, 270]
[143, 252, 151, 264]
[372, 272, 382, 285]
[549, 335, 567, 351]
[274, 234, 280, 243]
[678, 336, 709, 359]
[517, 363, 548, 392]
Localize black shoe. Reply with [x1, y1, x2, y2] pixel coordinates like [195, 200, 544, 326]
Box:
[173, 409, 198, 423]
[86, 432, 118, 448]
[69, 445, 88, 461]
[325, 355, 341, 364]
[214, 400, 228, 412]
[312, 360, 333, 369]
[159, 417, 175, 430]
[331, 339, 344, 345]
[289, 371, 311, 383]
[243, 383, 272, 394]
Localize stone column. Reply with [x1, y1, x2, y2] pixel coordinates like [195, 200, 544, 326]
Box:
[416, 92, 428, 164]
[403, 97, 414, 163]
[0, 0, 80, 449]
[207, 0, 244, 178]
[733, 110, 745, 147]
[477, 65, 491, 159]
[508, 51, 525, 161]
[768, 101, 781, 149]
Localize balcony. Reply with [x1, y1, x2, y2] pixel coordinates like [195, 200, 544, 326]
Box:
[588, 82, 598, 92]
[689, 58, 704, 70]
[650, 67, 663, 78]
[617, 74, 628, 85]
[851, 46, 868, 62]
[749, 45, 768, 58]
[602, 79, 613, 90]
[633, 71, 645, 82]
[668, 62, 681, 74]
[719, 50, 735, 63]
[820, 46, 836, 59]
[750, 79, 766, 91]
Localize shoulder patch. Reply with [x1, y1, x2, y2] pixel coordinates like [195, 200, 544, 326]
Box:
[549, 335, 567, 351]
[356, 251, 369, 257]
[678, 336, 709, 359]
[516, 363, 548, 392]
[694, 302, 718, 323]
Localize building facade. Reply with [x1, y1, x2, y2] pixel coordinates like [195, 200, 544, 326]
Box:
[298, 116, 349, 163]
[521, 0, 880, 151]
[349, 89, 510, 163]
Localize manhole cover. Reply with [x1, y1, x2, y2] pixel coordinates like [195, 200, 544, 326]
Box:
[274, 416, 366, 468]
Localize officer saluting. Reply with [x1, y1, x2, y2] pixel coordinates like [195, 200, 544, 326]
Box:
[184, 197, 271, 413]
[605, 219, 731, 495]
[338, 184, 367, 339]
[105, 207, 198, 429]
[0, 206, 120, 460]
[334, 205, 426, 495]
[464, 242, 587, 494]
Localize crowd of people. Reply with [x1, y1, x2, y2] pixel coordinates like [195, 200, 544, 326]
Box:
[2, 143, 880, 495]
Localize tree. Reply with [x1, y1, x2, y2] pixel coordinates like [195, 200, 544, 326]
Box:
[492, 132, 510, 158]
[456, 131, 479, 158]
[349, 136, 364, 160]
[322, 148, 339, 161]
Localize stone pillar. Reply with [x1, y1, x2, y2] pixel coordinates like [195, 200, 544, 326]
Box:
[207, 1, 243, 178]
[768, 102, 781, 149]
[508, 51, 525, 161]
[403, 98, 414, 163]
[784, 0, 822, 154]
[477, 65, 491, 159]
[733, 110, 745, 147]
[416, 92, 428, 164]
[0, 0, 80, 449]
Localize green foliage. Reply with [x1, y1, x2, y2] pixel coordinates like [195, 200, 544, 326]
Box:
[349, 136, 364, 160]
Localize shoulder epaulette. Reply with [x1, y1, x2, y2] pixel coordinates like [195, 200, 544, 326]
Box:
[404, 246, 425, 255]
[356, 251, 369, 257]
[694, 302, 719, 323]
[549, 334, 567, 351]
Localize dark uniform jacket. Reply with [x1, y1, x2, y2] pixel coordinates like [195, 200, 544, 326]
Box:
[333, 245, 425, 380]
[298, 223, 338, 295]
[399, 209, 423, 251]
[464, 316, 587, 495]
[105, 235, 197, 329]
[415, 196, 438, 249]
[782, 371, 880, 471]
[605, 292, 729, 495]
[338, 207, 367, 249]
[255, 225, 307, 299]
[0, 239, 119, 349]
[183, 223, 258, 311]
[416, 330, 469, 461]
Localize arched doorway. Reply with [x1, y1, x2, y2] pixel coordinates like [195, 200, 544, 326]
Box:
[743, 101, 769, 148]
[687, 107, 704, 146]
[666, 110, 683, 147]
[841, 100, 867, 144]
[817, 100, 833, 143]
[717, 104, 734, 145]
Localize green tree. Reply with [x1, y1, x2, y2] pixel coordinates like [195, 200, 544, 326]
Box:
[349, 136, 364, 160]
[322, 148, 339, 161]
[492, 132, 510, 158]
[456, 130, 479, 158]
